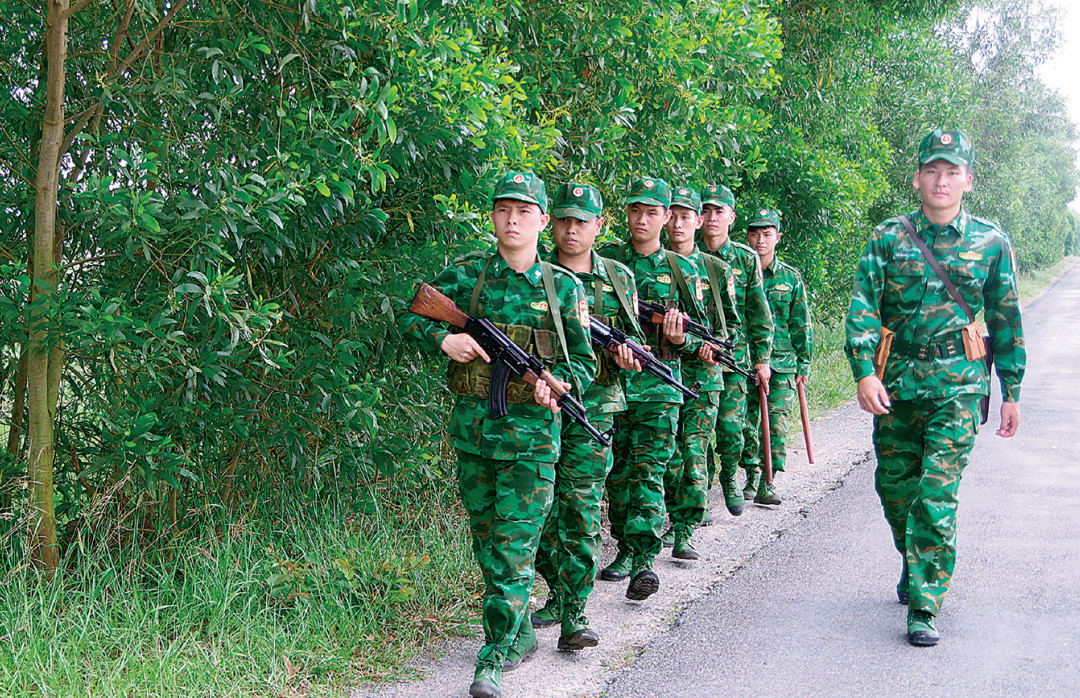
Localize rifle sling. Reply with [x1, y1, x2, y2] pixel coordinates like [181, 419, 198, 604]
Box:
[898, 215, 975, 324]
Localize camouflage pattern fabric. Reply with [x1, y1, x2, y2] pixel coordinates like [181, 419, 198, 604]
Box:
[704, 238, 773, 482]
[457, 451, 555, 655]
[665, 390, 719, 532]
[743, 372, 795, 473]
[535, 250, 640, 620]
[845, 209, 1025, 400]
[398, 247, 597, 661]
[666, 245, 734, 527]
[535, 412, 615, 617]
[600, 241, 706, 568]
[607, 403, 679, 566]
[742, 256, 813, 474]
[873, 396, 980, 615]
[846, 207, 1026, 618]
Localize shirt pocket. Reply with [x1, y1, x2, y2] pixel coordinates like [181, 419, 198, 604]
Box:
[884, 259, 926, 316]
[943, 261, 989, 306]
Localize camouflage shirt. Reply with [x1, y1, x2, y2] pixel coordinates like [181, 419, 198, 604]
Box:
[599, 240, 706, 404]
[544, 248, 642, 414]
[845, 208, 1025, 401]
[705, 237, 774, 370]
[762, 256, 813, 376]
[399, 246, 597, 461]
[676, 245, 739, 392]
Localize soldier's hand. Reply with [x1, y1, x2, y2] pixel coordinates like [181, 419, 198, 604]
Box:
[755, 363, 772, 394]
[611, 343, 643, 372]
[795, 374, 809, 387]
[699, 343, 720, 366]
[856, 375, 891, 415]
[662, 307, 687, 345]
[533, 378, 566, 414]
[441, 333, 491, 364]
[996, 401, 1020, 438]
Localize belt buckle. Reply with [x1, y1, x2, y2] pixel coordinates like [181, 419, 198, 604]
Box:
[917, 345, 930, 360]
[931, 344, 942, 359]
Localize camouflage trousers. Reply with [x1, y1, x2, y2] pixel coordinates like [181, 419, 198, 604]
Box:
[535, 413, 616, 617]
[743, 373, 796, 474]
[608, 401, 680, 566]
[873, 395, 981, 616]
[708, 374, 748, 484]
[665, 390, 720, 533]
[457, 450, 555, 661]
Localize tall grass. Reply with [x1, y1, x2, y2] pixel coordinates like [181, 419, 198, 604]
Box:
[0, 477, 476, 696]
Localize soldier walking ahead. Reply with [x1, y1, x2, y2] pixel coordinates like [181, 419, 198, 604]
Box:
[399, 173, 597, 698]
[845, 130, 1025, 647]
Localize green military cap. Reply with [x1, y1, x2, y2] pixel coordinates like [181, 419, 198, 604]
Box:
[493, 171, 549, 213]
[670, 185, 702, 214]
[552, 182, 603, 221]
[701, 184, 735, 209]
[918, 129, 974, 168]
[748, 207, 781, 231]
[625, 176, 672, 208]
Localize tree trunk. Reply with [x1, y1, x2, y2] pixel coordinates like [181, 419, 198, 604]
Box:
[28, 0, 71, 573]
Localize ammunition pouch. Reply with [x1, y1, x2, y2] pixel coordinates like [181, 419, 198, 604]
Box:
[447, 323, 558, 404]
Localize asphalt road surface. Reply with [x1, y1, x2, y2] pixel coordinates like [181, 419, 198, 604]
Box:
[606, 264, 1080, 697]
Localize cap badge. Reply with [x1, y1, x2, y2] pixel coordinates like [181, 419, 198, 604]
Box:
[573, 187, 584, 197]
[679, 188, 688, 195]
[644, 179, 654, 188]
[940, 133, 953, 145]
[760, 209, 768, 216]
[709, 186, 717, 192]
[513, 174, 525, 183]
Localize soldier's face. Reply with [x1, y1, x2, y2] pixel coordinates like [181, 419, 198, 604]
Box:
[701, 204, 736, 238]
[914, 160, 972, 212]
[746, 226, 780, 259]
[665, 206, 703, 246]
[552, 215, 603, 256]
[491, 198, 549, 252]
[626, 203, 671, 244]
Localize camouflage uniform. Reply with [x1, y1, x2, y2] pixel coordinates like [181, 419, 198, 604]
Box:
[743, 255, 813, 479]
[535, 247, 640, 632]
[704, 232, 773, 502]
[400, 242, 596, 668]
[846, 205, 1025, 618]
[663, 190, 739, 538]
[600, 239, 705, 573]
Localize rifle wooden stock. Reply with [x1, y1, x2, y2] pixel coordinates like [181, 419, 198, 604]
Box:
[409, 283, 470, 329]
[797, 382, 814, 464]
[759, 378, 773, 485]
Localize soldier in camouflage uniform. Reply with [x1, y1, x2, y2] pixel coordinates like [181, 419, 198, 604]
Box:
[699, 185, 774, 518]
[661, 185, 738, 559]
[399, 172, 597, 698]
[845, 130, 1024, 647]
[742, 208, 814, 505]
[598, 176, 708, 601]
[531, 183, 644, 650]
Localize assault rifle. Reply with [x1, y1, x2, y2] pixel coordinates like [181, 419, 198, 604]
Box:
[409, 283, 610, 447]
[588, 316, 699, 400]
[636, 299, 753, 379]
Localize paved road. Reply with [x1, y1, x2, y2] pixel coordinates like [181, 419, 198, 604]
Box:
[607, 263, 1080, 696]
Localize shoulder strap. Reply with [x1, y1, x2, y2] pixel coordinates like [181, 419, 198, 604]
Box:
[664, 250, 695, 310]
[540, 261, 582, 395]
[468, 253, 497, 316]
[702, 255, 728, 336]
[600, 256, 643, 335]
[898, 215, 975, 323]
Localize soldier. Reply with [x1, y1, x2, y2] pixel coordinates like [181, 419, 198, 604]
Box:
[699, 185, 774, 518]
[598, 176, 708, 600]
[399, 172, 597, 698]
[531, 183, 643, 650]
[845, 130, 1024, 647]
[741, 207, 814, 505]
[661, 185, 738, 558]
